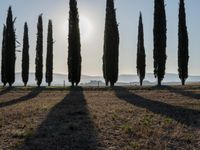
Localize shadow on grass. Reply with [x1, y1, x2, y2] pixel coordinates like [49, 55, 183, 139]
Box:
[22, 87, 98, 150]
[165, 86, 200, 100]
[114, 87, 200, 128]
[0, 88, 43, 108]
[0, 87, 12, 96]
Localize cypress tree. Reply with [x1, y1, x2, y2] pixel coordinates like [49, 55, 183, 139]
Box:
[137, 12, 146, 86]
[22, 22, 29, 86]
[35, 14, 43, 87]
[153, 0, 167, 86]
[103, 0, 119, 87]
[1, 26, 6, 86]
[68, 0, 81, 86]
[46, 20, 53, 86]
[178, 0, 189, 86]
[5, 6, 16, 87]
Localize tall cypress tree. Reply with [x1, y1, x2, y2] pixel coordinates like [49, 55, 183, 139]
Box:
[103, 0, 119, 87]
[22, 22, 29, 86]
[5, 6, 16, 87]
[153, 0, 167, 86]
[1, 26, 6, 86]
[35, 14, 43, 87]
[68, 0, 81, 86]
[46, 20, 53, 86]
[178, 0, 189, 86]
[137, 12, 146, 86]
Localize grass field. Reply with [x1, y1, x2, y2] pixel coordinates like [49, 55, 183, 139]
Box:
[0, 86, 200, 150]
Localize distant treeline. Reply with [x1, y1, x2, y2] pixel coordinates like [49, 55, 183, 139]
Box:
[1, 0, 188, 87]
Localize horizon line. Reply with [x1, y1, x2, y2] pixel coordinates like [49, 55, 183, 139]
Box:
[12, 72, 200, 77]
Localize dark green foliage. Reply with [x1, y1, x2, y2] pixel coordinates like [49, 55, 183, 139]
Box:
[1, 26, 6, 86]
[46, 20, 53, 86]
[22, 22, 29, 86]
[103, 0, 119, 87]
[5, 6, 16, 87]
[178, 0, 189, 86]
[137, 12, 146, 86]
[68, 0, 82, 86]
[35, 14, 43, 87]
[153, 0, 167, 86]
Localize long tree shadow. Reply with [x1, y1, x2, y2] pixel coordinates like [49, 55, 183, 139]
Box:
[114, 87, 200, 128]
[165, 86, 200, 100]
[0, 87, 12, 96]
[0, 88, 43, 108]
[22, 87, 98, 150]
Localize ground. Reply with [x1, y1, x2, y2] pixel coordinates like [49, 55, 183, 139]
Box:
[0, 85, 200, 150]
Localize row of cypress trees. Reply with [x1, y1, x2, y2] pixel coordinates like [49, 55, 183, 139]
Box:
[1, 0, 189, 87]
[33, 15, 54, 87]
[68, 0, 189, 87]
[1, 7, 54, 87]
[138, 0, 188, 86]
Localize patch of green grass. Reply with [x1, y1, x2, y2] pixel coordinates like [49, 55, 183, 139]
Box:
[111, 113, 119, 121]
[12, 128, 34, 139]
[24, 128, 34, 139]
[183, 133, 194, 144]
[121, 123, 135, 135]
[128, 141, 139, 149]
[140, 115, 153, 127]
[164, 117, 173, 125]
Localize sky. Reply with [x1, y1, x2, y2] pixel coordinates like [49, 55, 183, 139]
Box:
[0, 0, 200, 76]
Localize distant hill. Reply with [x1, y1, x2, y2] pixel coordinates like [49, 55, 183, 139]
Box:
[0, 72, 199, 86]
[119, 73, 200, 83]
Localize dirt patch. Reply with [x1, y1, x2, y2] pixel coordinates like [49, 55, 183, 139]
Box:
[0, 86, 200, 149]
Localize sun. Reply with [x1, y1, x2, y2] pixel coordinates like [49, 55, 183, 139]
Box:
[79, 15, 93, 41]
[59, 15, 93, 41]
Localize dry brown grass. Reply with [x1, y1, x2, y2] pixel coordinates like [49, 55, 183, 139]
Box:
[0, 86, 200, 150]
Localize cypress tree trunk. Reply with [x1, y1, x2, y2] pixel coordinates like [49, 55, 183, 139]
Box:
[1, 26, 7, 87]
[22, 22, 29, 87]
[158, 78, 161, 87]
[103, 0, 119, 87]
[46, 20, 53, 87]
[68, 0, 82, 87]
[110, 82, 114, 87]
[178, 0, 189, 86]
[181, 78, 185, 86]
[140, 79, 143, 86]
[137, 12, 146, 87]
[5, 6, 16, 87]
[35, 14, 43, 87]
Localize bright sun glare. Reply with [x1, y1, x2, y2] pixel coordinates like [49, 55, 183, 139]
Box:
[61, 15, 93, 42]
[79, 16, 93, 41]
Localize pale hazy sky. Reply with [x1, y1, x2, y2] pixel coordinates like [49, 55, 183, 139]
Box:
[0, 0, 200, 76]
